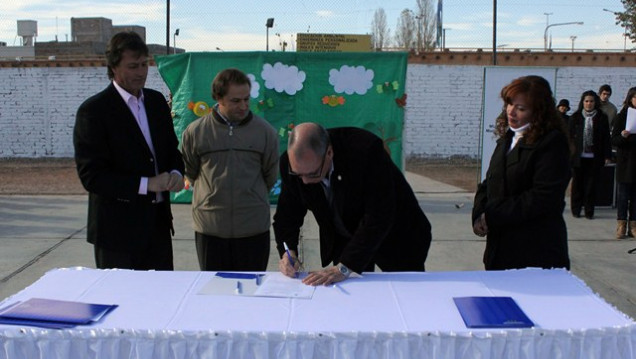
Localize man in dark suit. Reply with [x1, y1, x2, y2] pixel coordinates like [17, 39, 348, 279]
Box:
[74, 32, 185, 270]
[273, 123, 432, 286]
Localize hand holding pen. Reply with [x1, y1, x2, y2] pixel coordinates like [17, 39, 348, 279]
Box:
[279, 242, 300, 278]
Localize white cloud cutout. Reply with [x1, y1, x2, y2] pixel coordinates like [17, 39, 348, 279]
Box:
[261, 62, 306, 95]
[329, 65, 374, 95]
[247, 73, 260, 98]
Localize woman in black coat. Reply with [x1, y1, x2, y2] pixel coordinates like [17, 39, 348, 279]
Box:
[472, 76, 571, 270]
[611, 87, 636, 239]
[568, 90, 612, 219]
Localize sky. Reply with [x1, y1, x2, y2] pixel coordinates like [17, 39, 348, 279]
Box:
[0, 0, 629, 52]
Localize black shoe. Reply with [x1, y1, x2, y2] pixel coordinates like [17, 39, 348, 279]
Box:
[572, 213, 581, 218]
[585, 214, 594, 219]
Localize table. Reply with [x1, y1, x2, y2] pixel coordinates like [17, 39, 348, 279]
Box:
[0, 267, 634, 359]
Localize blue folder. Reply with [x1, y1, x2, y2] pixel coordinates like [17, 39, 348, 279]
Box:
[453, 296, 534, 328]
[0, 298, 118, 329]
[215, 272, 263, 280]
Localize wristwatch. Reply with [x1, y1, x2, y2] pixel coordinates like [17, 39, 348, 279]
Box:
[337, 263, 351, 278]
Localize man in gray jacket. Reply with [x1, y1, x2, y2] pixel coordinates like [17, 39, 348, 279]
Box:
[181, 68, 279, 271]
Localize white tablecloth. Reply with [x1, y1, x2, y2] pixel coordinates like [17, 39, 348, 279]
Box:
[0, 267, 634, 359]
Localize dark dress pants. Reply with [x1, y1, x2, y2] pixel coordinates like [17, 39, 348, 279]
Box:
[195, 231, 270, 271]
[94, 205, 174, 270]
[571, 158, 601, 217]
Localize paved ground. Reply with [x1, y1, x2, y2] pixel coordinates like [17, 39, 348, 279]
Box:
[0, 172, 635, 320]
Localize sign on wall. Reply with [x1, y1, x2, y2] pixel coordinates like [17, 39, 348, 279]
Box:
[296, 33, 372, 52]
[155, 52, 407, 203]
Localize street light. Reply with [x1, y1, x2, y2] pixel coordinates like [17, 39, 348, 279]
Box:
[603, 8, 627, 51]
[265, 18, 274, 51]
[173, 28, 179, 54]
[544, 12, 553, 28]
[570, 35, 577, 52]
[544, 22, 583, 50]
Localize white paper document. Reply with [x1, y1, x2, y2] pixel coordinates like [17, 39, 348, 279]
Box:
[197, 273, 315, 299]
[253, 273, 315, 299]
[626, 107, 636, 133]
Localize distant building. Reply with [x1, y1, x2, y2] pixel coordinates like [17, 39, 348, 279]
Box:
[71, 17, 114, 43]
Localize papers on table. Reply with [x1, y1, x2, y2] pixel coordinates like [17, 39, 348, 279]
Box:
[198, 273, 263, 296]
[453, 296, 534, 328]
[626, 107, 636, 133]
[253, 273, 315, 299]
[0, 298, 118, 329]
[198, 272, 315, 299]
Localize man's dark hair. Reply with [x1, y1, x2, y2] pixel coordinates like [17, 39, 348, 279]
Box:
[599, 84, 612, 95]
[211, 68, 251, 100]
[105, 32, 149, 80]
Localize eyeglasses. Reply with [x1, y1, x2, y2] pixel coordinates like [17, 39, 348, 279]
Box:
[289, 149, 327, 179]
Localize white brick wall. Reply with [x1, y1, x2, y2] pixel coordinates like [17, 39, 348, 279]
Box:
[0, 67, 167, 157]
[405, 65, 484, 160]
[0, 64, 634, 159]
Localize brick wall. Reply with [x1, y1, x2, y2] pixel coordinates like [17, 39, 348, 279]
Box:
[0, 67, 167, 157]
[405, 65, 484, 160]
[404, 64, 636, 160]
[0, 64, 634, 159]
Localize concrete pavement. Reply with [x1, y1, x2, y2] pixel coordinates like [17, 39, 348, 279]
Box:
[1, 172, 635, 319]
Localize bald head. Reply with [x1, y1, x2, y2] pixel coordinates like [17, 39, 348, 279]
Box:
[288, 122, 330, 159]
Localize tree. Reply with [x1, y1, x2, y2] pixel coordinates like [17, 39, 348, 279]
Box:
[395, 9, 416, 50]
[414, 0, 438, 51]
[370, 8, 391, 51]
[616, 0, 636, 46]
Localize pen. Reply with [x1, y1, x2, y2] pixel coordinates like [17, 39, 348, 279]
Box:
[235, 281, 242, 294]
[283, 242, 295, 268]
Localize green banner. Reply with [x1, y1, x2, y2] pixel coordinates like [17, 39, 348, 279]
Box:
[155, 51, 407, 203]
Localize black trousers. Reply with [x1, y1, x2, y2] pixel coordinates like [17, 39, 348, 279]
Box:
[616, 182, 636, 221]
[195, 231, 270, 271]
[571, 158, 602, 217]
[94, 207, 174, 270]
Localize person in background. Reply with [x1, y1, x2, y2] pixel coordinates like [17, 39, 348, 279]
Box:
[557, 99, 571, 127]
[274, 123, 432, 285]
[599, 84, 618, 132]
[180, 68, 279, 271]
[568, 90, 612, 219]
[74, 31, 185, 270]
[472, 75, 571, 270]
[611, 87, 636, 239]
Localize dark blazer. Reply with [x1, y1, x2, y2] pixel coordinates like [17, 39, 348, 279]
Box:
[611, 108, 636, 183]
[74, 83, 184, 252]
[472, 129, 571, 270]
[273, 127, 432, 273]
[568, 110, 611, 168]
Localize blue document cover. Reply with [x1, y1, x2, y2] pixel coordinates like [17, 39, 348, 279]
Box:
[215, 272, 263, 280]
[0, 298, 118, 329]
[453, 296, 534, 328]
